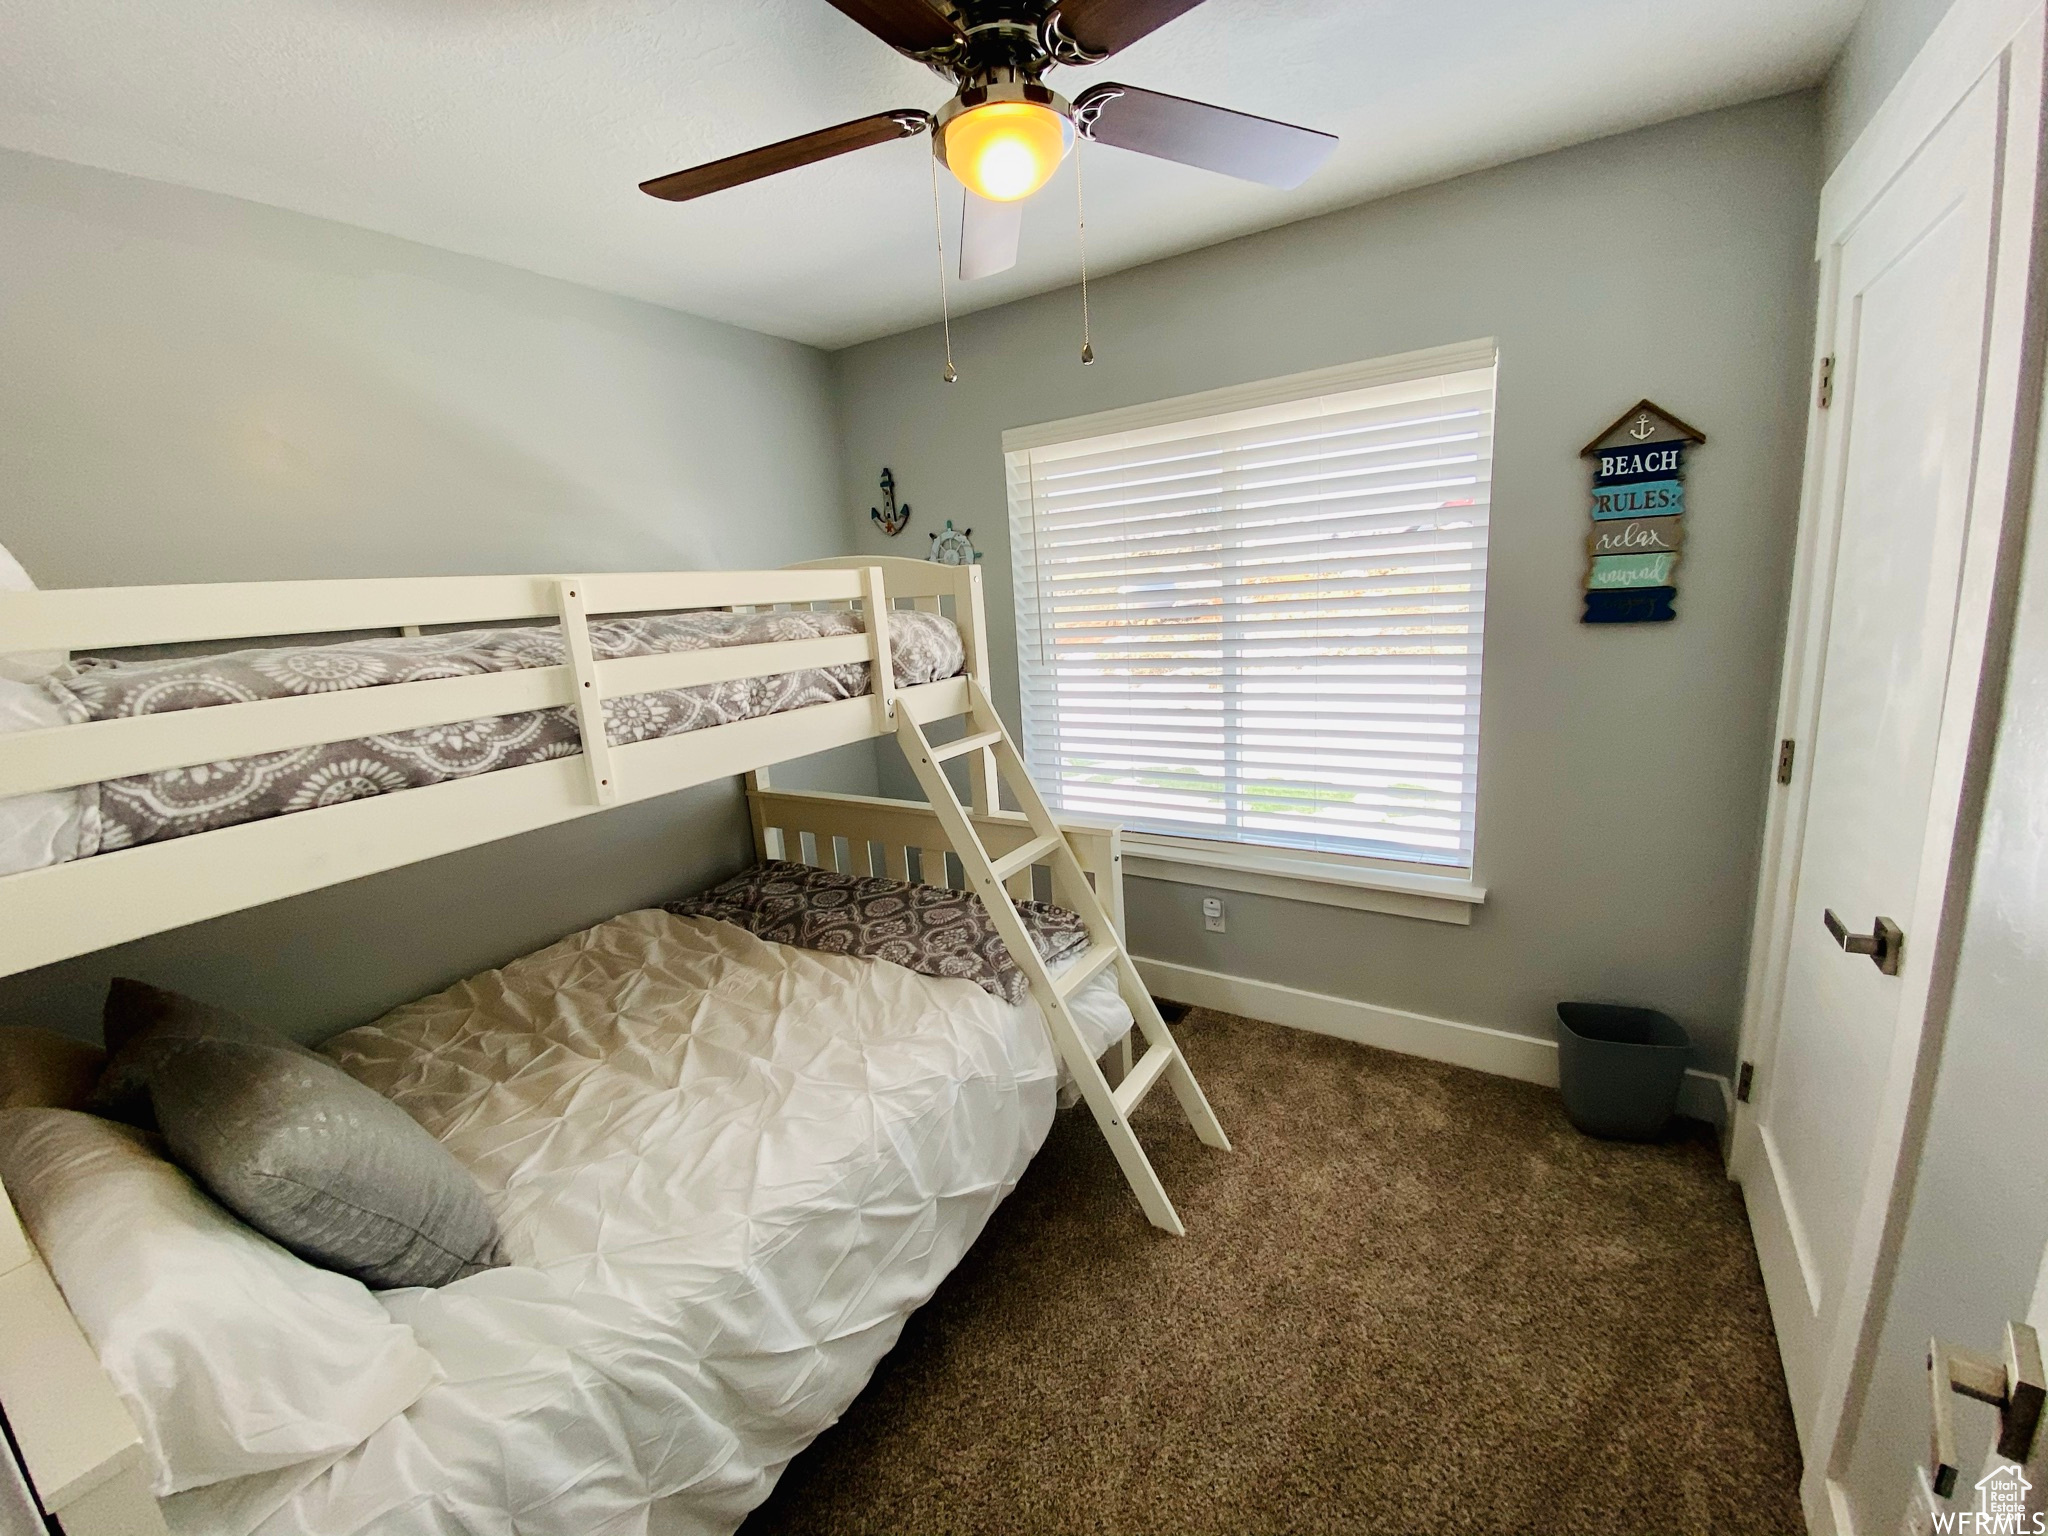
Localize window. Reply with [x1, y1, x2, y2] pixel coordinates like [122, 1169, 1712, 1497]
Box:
[1005, 340, 1495, 894]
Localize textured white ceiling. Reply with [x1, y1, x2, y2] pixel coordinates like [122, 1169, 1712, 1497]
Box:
[0, 0, 1860, 349]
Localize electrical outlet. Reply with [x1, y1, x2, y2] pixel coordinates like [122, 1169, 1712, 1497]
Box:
[1201, 895, 1226, 933]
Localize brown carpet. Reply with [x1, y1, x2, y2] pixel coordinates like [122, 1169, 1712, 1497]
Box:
[743, 1009, 1803, 1536]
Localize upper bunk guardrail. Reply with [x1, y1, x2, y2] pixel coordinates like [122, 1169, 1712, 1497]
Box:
[0, 557, 985, 982]
[0, 569, 897, 800]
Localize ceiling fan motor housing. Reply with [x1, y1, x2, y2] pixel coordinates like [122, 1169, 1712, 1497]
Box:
[934, 80, 1073, 155]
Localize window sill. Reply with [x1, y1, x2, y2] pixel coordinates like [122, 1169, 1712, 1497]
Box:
[1120, 836, 1487, 926]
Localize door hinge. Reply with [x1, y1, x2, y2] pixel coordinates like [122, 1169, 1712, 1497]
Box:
[1736, 1061, 1755, 1103]
[1818, 355, 1835, 410]
[1777, 738, 1796, 785]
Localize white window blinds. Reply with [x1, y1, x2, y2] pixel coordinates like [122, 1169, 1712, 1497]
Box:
[1006, 346, 1495, 872]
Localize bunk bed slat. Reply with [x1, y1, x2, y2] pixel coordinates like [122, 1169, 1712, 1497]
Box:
[600, 634, 871, 699]
[0, 570, 867, 654]
[576, 570, 861, 616]
[556, 580, 619, 806]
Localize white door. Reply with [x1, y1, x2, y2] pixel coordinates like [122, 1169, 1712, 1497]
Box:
[1731, 16, 2041, 1475]
[1741, 72, 2000, 1432]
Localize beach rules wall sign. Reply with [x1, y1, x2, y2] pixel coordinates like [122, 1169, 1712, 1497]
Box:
[1579, 400, 1706, 624]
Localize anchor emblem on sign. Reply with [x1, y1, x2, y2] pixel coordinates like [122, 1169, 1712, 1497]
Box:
[1628, 411, 1657, 441]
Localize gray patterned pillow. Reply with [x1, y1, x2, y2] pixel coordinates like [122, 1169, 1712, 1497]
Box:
[89, 981, 506, 1289]
[90, 977, 324, 1128]
[667, 860, 1091, 1005]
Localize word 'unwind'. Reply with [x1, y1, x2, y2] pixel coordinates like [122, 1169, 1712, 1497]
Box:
[1589, 552, 1676, 589]
[1579, 401, 1704, 625]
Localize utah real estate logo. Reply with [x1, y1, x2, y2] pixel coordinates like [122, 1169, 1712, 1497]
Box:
[1933, 1464, 2039, 1534]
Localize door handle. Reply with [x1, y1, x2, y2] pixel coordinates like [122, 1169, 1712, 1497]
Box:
[1823, 910, 1905, 976]
[1928, 1323, 2045, 1497]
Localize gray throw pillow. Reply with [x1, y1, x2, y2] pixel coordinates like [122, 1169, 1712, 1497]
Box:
[89, 980, 506, 1289]
[90, 977, 323, 1129]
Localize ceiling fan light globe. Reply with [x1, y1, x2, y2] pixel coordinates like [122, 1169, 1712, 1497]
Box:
[943, 101, 1072, 202]
[973, 139, 1046, 201]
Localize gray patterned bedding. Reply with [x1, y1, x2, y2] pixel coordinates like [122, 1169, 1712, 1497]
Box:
[667, 860, 1091, 1004]
[35, 608, 963, 858]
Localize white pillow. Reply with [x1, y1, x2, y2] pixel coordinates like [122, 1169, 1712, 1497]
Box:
[0, 539, 65, 683]
[0, 1108, 443, 1496]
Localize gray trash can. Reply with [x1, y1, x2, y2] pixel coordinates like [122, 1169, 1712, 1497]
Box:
[1555, 1003, 1691, 1140]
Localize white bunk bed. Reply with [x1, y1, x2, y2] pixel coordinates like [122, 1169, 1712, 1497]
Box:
[0, 556, 1227, 1536]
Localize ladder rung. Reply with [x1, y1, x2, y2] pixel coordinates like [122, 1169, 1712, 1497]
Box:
[1056, 941, 1121, 999]
[1113, 1042, 1176, 1117]
[929, 728, 1003, 764]
[990, 832, 1063, 883]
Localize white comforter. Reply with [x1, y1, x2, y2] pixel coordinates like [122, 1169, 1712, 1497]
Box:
[164, 910, 1131, 1536]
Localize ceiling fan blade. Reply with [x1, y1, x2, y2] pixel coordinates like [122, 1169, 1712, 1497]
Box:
[959, 193, 1022, 281]
[821, 0, 961, 56]
[1073, 83, 1336, 189]
[640, 110, 931, 202]
[1049, 0, 1209, 60]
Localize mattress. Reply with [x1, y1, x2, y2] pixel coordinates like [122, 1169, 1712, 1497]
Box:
[0, 607, 963, 876]
[162, 909, 1133, 1536]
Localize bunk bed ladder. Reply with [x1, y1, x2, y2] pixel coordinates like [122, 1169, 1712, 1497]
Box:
[896, 678, 1230, 1236]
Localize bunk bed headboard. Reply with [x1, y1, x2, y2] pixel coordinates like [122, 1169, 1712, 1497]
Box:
[782, 554, 992, 689]
[745, 786, 1126, 941]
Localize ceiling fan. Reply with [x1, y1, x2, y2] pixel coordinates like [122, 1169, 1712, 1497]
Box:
[639, 0, 1339, 282]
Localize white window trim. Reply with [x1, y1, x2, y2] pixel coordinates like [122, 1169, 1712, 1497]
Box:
[1000, 336, 1500, 454]
[1122, 832, 1487, 926]
[1005, 336, 1498, 909]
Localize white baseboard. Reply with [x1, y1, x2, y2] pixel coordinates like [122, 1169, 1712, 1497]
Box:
[1134, 956, 1735, 1132]
[1689, 1068, 1738, 1134]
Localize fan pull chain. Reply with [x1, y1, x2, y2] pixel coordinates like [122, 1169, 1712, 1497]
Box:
[929, 154, 958, 385]
[1076, 135, 1095, 366]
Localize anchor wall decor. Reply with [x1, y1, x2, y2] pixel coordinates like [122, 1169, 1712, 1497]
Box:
[871, 468, 910, 537]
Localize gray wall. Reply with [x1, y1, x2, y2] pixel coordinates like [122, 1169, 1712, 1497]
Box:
[832, 94, 1821, 1079]
[0, 147, 864, 1043]
[1823, 0, 1959, 168]
[1837, 376, 2048, 1528]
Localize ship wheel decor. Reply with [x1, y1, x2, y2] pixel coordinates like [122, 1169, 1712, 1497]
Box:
[927, 519, 981, 565]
